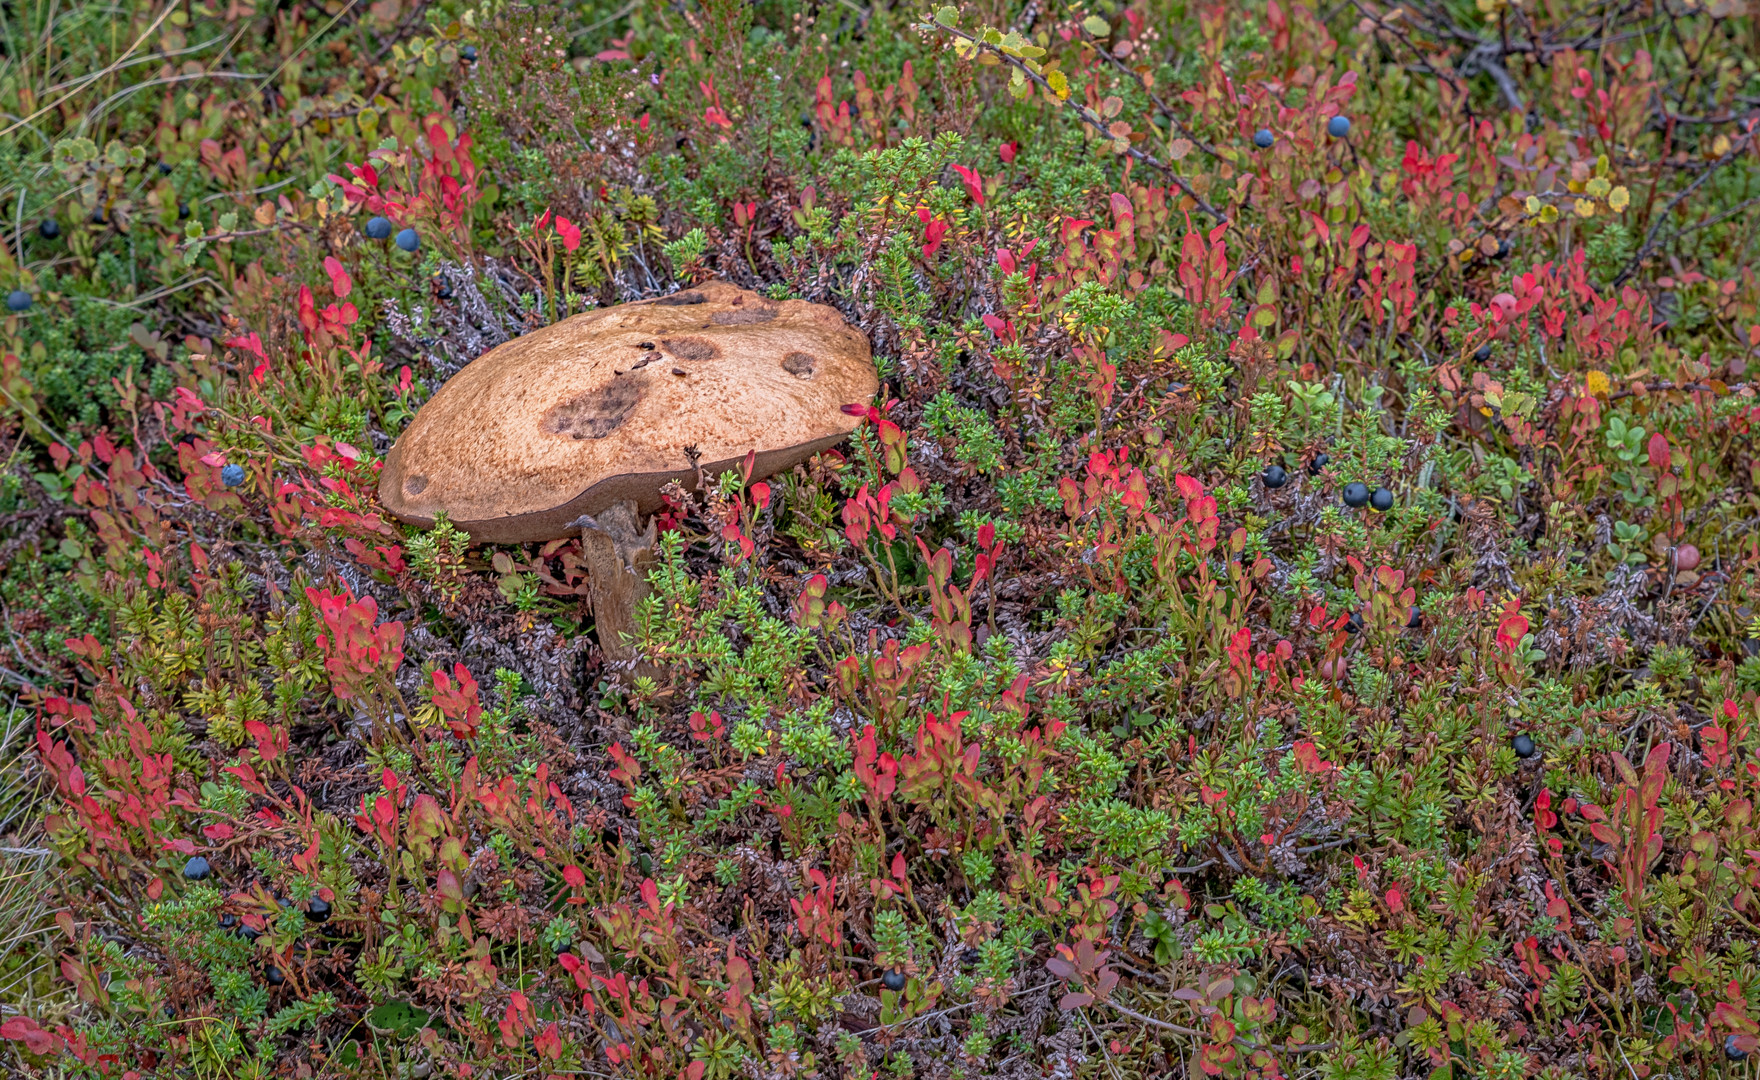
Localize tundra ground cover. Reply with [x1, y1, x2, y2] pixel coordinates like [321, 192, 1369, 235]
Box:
[3, 1, 1760, 1077]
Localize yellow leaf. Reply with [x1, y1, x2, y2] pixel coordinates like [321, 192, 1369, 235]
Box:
[1538, 205, 1559, 224]
[1047, 70, 1070, 99]
[1585, 176, 1611, 199]
[1573, 198, 1596, 218]
[1608, 185, 1630, 212]
[1524, 195, 1542, 215]
[1584, 370, 1610, 397]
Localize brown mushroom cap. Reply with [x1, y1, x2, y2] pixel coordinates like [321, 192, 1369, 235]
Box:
[379, 281, 877, 543]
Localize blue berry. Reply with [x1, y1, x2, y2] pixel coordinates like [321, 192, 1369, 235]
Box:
[6, 290, 30, 313]
[1262, 465, 1288, 489]
[183, 855, 211, 880]
[1369, 487, 1394, 512]
[1328, 115, 1352, 138]
[1512, 734, 1536, 759]
[1342, 482, 1370, 508]
[1728, 1035, 1748, 1061]
[365, 216, 393, 240]
[221, 464, 246, 488]
[1254, 128, 1274, 149]
[395, 227, 420, 252]
[462, 44, 479, 62]
[882, 969, 907, 992]
[38, 219, 60, 240]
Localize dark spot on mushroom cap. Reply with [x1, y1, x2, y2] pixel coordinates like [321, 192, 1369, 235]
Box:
[656, 291, 706, 306]
[782, 351, 817, 379]
[711, 306, 777, 325]
[543, 380, 643, 440]
[662, 336, 720, 362]
[404, 475, 429, 496]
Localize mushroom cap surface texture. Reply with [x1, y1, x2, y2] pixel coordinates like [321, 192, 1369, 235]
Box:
[380, 281, 877, 542]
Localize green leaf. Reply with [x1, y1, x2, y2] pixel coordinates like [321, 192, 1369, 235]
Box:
[366, 999, 433, 1038]
[1082, 15, 1111, 36]
[934, 5, 959, 25]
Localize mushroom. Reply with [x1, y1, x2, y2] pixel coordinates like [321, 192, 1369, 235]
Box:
[379, 280, 876, 544]
[380, 281, 876, 671]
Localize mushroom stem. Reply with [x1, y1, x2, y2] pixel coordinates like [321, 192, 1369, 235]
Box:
[572, 501, 658, 678]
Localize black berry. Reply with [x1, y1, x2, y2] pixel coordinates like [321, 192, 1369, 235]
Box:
[1406, 606, 1422, 629]
[1345, 612, 1364, 635]
[1728, 1035, 1748, 1061]
[37, 218, 59, 240]
[1308, 452, 1329, 476]
[881, 969, 907, 992]
[1512, 734, 1536, 759]
[305, 898, 331, 923]
[183, 855, 212, 881]
[1262, 465, 1288, 489]
[265, 965, 284, 985]
[1342, 482, 1370, 508]
[1474, 345, 1491, 362]
[177, 202, 190, 220]
[1370, 487, 1394, 512]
